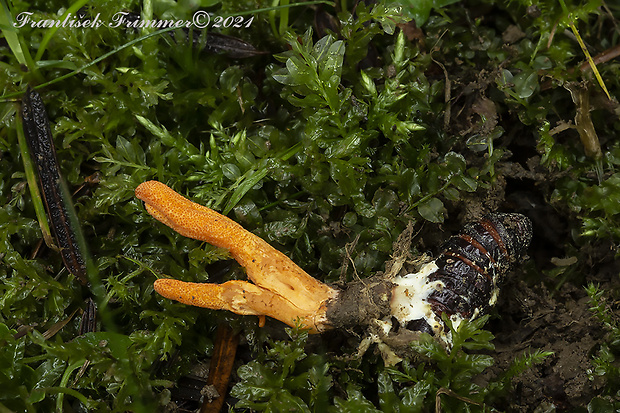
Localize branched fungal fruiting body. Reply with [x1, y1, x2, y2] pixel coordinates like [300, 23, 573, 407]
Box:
[135, 181, 338, 333]
[136, 181, 532, 351]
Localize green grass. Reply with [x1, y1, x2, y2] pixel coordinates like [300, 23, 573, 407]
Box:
[1, 0, 619, 411]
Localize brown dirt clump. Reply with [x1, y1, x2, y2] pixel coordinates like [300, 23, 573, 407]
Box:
[485, 281, 607, 411]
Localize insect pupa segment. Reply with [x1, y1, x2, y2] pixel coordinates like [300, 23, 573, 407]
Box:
[389, 213, 532, 345]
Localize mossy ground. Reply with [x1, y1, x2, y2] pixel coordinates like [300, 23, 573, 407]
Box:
[1, 0, 619, 411]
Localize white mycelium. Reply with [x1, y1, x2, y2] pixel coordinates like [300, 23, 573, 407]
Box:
[390, 261, 441, 325]
[389, 260, 465, 345]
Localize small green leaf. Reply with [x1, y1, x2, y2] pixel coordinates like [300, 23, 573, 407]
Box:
[271, 390, 311, 412]
[443, 151, 466, 175]
[452, 174, 478, 192]
[319, 39, 345, 87]
[360, 71, 377, 96]
[219, 66, 243, 93]
[330, 385, 381, 413]
[394, 0, 461, 27]
[417, 197, 445, 223]
[286, 56, 314, 87]
[587, 397, 617, 413]
[513, 71, 538, 99]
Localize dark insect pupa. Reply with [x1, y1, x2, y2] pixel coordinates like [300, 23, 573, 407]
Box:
[389, 213, 532, 345]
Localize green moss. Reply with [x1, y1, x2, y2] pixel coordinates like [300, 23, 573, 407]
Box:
[1, 0, 620, 410]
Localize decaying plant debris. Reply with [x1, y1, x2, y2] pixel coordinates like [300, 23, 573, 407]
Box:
[21, 87, 89, 285]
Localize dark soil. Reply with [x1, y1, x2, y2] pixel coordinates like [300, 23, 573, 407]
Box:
[466, 152, 619, 411]
[486, 145, 620, 411]
[487, 281, 607, 411]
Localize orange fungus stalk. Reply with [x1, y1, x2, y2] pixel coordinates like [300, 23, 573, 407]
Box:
[135, 181, 338, 333]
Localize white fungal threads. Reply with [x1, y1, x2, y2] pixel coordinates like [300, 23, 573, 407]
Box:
[488, 286, 501, 306]
[389, 261, 457, 342]
[390, 261, 440, 325]
[387, 260, 499, 346]
[388, 260, 488, 346]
